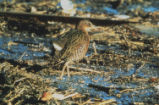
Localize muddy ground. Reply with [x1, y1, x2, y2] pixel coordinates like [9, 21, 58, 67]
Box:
[0, 0, 159, 105]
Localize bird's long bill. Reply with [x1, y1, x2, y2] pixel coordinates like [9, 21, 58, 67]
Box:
[88, 25, 104, 34]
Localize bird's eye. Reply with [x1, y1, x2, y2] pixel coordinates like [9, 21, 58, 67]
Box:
[87, 22, 91, 26]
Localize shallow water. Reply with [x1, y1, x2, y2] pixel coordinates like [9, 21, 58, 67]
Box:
[0, 0, 159, 104]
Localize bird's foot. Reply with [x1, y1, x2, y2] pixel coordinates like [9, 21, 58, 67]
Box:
[59, 64, 70, 80]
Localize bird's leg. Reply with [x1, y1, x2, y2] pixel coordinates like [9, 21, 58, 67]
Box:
[92, 41, 98, 55]
[66, 64, 70, 77]
[60, 61, 70, 79]
[60, 63, 67, 79]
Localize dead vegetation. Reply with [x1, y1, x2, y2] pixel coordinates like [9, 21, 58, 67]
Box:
[0, 0, 159, 105]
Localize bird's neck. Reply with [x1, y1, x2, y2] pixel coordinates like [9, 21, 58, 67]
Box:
[78, 25, 89, 35]
[82, 30, 90, 42]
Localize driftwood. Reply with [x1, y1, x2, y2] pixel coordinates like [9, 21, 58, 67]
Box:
[0, 11, 138, 26]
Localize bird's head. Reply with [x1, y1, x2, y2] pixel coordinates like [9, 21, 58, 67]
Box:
[77, 20, 103, 34]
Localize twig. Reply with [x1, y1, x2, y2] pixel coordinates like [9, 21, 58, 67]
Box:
[8, 88, 25, 102]
[60, 92, 79, 100]
[13, 77, 26, 85]
[135, 61, 145, 74]
[18, 51, 26, 61]
[98, 98, 116, 105]
[69, 66, 101, 73]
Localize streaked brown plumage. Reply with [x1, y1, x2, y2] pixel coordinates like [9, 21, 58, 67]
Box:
[52, 20, 100, 79]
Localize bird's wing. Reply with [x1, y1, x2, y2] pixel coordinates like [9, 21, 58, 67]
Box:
[59, 30, 89, 61]
[53, 29, 77, 51]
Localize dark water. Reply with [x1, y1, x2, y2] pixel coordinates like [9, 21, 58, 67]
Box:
[0, 0, 159, 104]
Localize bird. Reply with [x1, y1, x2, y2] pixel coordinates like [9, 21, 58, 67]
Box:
[52, 20, 101, 79]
